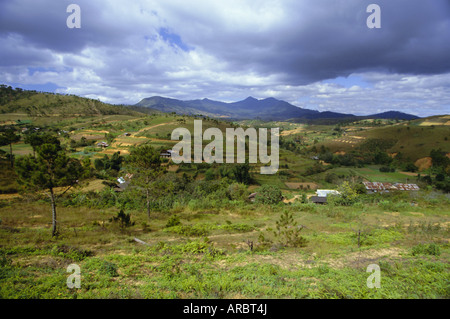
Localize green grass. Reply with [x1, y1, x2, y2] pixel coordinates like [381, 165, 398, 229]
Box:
[0, 195, 448, 299]
[324, 166, 418, 183]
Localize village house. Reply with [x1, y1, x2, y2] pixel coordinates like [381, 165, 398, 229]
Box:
[248, 193, 258, 202]
[160, 149, 173, 158]
[362, 182, 420, 194]
[114, 173, 133, 192]
[310, 189, 340, 204]
[310, 196, 328, 204]
[96, 141, 109, 148]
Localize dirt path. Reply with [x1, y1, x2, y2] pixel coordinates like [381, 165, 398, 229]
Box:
[131, 121, 177, 137]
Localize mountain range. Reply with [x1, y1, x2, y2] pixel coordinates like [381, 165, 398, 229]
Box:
[135, 96, 420, 121]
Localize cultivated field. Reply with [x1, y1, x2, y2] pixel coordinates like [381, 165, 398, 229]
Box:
[1, 110, 449, 299]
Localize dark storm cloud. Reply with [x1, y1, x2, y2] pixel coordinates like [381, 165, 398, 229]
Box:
[0, 0, 160, 53]
[170, 0, 450, 84]
[0, 0, 449, 116]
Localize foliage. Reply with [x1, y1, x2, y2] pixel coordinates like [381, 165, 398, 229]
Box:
[110, 209, 135, 229]
[271, 210, 307, 248]
[126, 145, 165, 218]
[164, 224, 211, 237]
[69, 136, 96, 149]
[254, 184, 283, 205]
[15, 139, 84, 236]
[232, 162, 252, 184]
[165, 215, 181, 228]
[227, 182, 249, 201]
[100, 261, 119, 277]
[411, 243, 441, 256]
[0, 127, 20, 167]
[328, 181, 359, 206]
[50, 244, 93, 262]
[94, 152, 123, 172]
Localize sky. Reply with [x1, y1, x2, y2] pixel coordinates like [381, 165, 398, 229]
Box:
[1, 0, 450, 117]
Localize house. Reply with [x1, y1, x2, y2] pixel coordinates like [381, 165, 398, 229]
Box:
[160, 149, 173, 158]
[390, 183, 420, 191]
[362, 182, 391, 193]
[114, 181, 129, 192]
[310, 196, 327, 204]
[309, 189, 340, 204]
[97, 141, 109, 148]
[114, 175, 131, 192]
[363, 182, 419, 194]
[248, 193, 258, 202]
[316, 189, 340, 197]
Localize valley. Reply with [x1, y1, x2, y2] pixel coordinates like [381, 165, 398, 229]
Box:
[0, 86, 449, 299]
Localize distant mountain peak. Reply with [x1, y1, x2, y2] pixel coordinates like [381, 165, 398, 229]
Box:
[135, 95, 419, 121]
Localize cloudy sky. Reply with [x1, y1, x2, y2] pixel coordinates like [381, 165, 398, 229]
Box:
[1, 0, 449, 117]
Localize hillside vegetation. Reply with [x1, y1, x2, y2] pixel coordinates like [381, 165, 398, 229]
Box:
[0, 87, 449, 299]
[0, 85, 142, 117]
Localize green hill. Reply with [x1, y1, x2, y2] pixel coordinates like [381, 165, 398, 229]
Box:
[0, 84, 142, 117]
[318, 117, 450, 163]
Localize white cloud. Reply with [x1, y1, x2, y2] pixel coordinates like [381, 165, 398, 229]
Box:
[0, 0, 449, 117]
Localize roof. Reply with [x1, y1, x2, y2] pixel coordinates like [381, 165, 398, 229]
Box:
[114, 181, 130, 192]
[316, 189, 340, 197]
[160, 149, 173, 156]
[97, 141, 109, 147]
[363, 182, 392, 191]
[310, 196, 327, 203]
[391, 183, 420, 191]
[363, 182, 419, 191]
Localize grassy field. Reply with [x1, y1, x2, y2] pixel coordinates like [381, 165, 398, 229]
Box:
[1, 191, 449, 299]
[320, 123, 450, 163]
[1, 108, 449, 300]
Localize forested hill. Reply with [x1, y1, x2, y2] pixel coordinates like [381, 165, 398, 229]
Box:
[0, 84, 141, 117]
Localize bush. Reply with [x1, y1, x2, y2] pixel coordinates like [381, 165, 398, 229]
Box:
[254, 185, 283, 205]
[411, 243, 441, 256]
[165, 215, 181, 228]
[110, 209, 135, 229]
[164, 224, 210, 237]
[227, 183, 248, 201]
[100, 261, 119, 277]
[272, 210, 307, 248]
[221, 223, 254, 232]
[50, 244, 93, 261]
[328, 181, 359, 206]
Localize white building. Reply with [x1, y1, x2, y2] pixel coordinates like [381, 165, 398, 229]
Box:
[316, 189, 340, 197]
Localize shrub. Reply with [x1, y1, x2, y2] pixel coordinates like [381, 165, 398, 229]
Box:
[165, 214, 181, 228]
[100, 261, 119, 277]
[50, 244, 93, 261]
[221, 223, 254, 232]
[411, 243, 441, 256]
[227, 183, 249, 201]
[110, 209, 135, 229]
[164, 224, 210, 237]
[328, 181, 359, 206]
[272, 210, 307, 248]
[254, 185, 283, 205]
